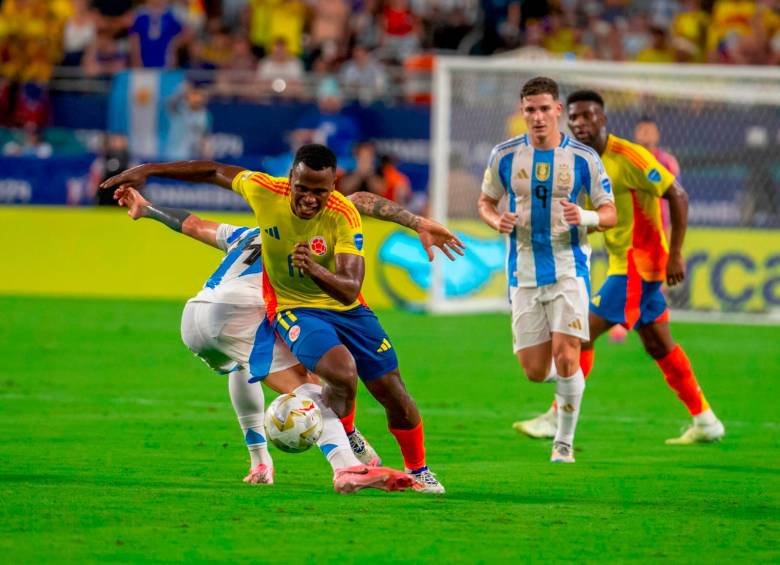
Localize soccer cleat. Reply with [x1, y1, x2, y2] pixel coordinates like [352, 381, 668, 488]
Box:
[243, 463, 274, 484]
[407, 467, 446, 494]
[665, 420, 725, 445]
[550, 441, 575, 463]
[512, 406, 557, 439]
[347, 427, 382, 466]
[332, 465, 415, 494]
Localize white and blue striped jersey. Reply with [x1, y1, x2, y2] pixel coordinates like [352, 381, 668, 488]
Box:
[188, 224, 264, 306]
[481, 133, 614, 288]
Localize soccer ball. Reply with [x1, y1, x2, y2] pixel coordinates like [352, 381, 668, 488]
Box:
[264, 393, 323, 453]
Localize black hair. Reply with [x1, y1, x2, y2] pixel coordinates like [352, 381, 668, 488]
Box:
[566, 90, 605, 108]
[636, 115, 656, 124]
[520, 76, 559, 100]
[292, 144, 337, 171]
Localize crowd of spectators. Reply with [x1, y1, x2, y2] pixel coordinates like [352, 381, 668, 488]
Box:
[1, 0, 779, 207]
[1, 1, 778, 112]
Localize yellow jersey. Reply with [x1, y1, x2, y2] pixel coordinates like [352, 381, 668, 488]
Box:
[600, 135, 676, 282]
[231, 170, 364, 315]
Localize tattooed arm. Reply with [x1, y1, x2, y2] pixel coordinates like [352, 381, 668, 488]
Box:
[348, 192, 465, 261]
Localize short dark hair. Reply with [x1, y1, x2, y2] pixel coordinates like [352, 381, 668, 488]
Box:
[292, 144, 337, 171]
[636, 115, 656, 124]
[566, 90, 605, 108]
[520, 76, 559, 100]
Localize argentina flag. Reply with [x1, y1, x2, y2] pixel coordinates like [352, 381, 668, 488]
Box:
[108, 70, 185, 159]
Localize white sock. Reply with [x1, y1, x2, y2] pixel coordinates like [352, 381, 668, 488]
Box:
[554, 368, 585, 446]
[228, 368, 272, 469]
[543, 361, 558, 383]
[294, 383, 361, 471]
[694, 408, 717, 427]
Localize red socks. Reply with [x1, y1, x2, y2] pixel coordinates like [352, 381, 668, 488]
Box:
[580, 349, 595, 379]
[339, 402, 356, 435]
[389, 421, 426, 471]
[656, 345, 709, 416]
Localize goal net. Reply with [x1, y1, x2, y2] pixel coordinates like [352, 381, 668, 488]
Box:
[429, 58, 780, 321]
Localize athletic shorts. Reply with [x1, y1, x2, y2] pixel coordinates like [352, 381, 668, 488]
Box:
[272, 305, 398, 382]
[180, 302, 298, 380]
[510, 276, 590, 352]
[590, 275, 669, 329]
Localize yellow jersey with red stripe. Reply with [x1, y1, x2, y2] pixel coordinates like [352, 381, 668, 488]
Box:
[600, 135, 676, 281]
[231, 170, 364, 315]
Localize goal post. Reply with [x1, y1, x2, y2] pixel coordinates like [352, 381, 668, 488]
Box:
[428, 57, 780, 320]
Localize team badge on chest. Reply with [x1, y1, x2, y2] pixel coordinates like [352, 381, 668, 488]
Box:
[535, 163, 551, 181]
[309, 236, 327, 256]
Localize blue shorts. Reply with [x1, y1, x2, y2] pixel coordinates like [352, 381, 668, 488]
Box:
[272, 305, 398, 382]
[590, 275, 669, 329]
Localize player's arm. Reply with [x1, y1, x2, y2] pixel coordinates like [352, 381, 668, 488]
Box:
[347, 192, 465, 261]
[561, 200, 617, 229]
[563, 155, 617, 230]
[292, 246, 365, 306]
[478, 193, 517, 234]
[99, 161, 245, 192]
[114, 186, 221, 249]
[663, 179, 689, 286]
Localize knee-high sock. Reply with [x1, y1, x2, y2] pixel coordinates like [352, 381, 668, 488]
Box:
[389, 421, 426, 472]
[655, 345, 710, 417]
[294, 383, 361, 470]
[339, 400, 356, 434]
[580, 349, 595, 378]
[554, 369, 585, 446]
[228, 368, 272, 468]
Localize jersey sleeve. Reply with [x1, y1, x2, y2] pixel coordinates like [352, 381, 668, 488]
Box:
[333, 202, 364, 257]
[586, 153, 615, 208]
[216, 224, 250, 253]
[231, 170, 288, 201]
[625, 145, 675, 197]
[481, 146, 504, 201]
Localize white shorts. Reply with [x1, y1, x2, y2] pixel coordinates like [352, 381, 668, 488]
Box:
[510, 277, 590, 352]
[180, 302, 299, 378]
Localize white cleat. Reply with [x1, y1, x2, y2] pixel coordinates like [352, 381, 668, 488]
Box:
[550, 441, 575, 463]
[665, 420, 725, 445]
[347, 428, 382, 466]
[407, 467, 446, 494]
[513, 406, 557, 439]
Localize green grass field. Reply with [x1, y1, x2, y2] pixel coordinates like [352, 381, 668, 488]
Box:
[0, 295, 778, 563]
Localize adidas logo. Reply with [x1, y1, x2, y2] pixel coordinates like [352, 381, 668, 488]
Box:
[517, 169, 529, 180]
[376, 338, 392, 353]
[568, 318, 583, 331]
[264, 226, 280, 240]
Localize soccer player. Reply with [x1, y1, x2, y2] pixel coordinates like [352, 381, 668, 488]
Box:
[514, 90, 725, 445]
[101, 145, 463, 492]
[477, 77, 617, 463]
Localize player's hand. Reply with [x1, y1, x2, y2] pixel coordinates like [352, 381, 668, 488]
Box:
[99, 165, 150, 191]
[113, 186, 150, 220]
[292, 242, 315, 274]
[416, 217, 466, 262]
[495, 212, 518, 234]
[561, 201, 582, 225]
[666, 252, 685, 286]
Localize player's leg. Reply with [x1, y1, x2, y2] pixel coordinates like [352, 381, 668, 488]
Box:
[636, 309, 724, 444]
[226, 368, 274, 484]
[331, 306, 444, 493]
[544, 277, 591, 462]
[262, 345, 381, 466]
[180, 302, 275, 481]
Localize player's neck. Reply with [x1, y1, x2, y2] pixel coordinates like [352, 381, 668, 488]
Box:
[593, 132, 609, 155]
[529, 130, 561, 151]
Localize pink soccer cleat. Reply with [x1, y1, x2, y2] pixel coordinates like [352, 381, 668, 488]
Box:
[243, 463, 274, 485]
[333, 465, 415, 494]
